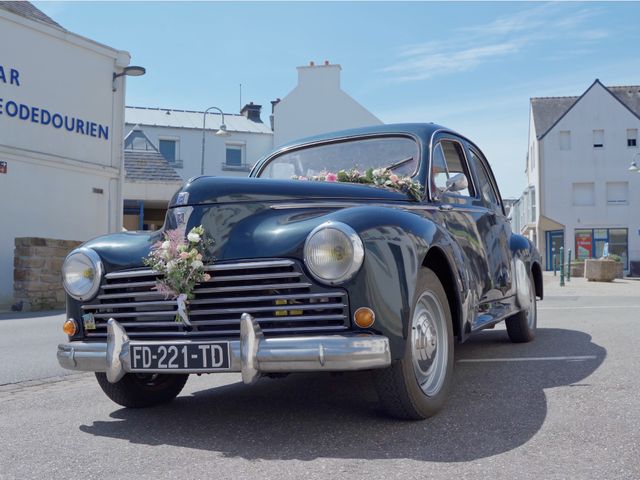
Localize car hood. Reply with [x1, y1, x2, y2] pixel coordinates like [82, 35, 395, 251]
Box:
[169, 176, 412, 206]
[85, 177, 418, 272]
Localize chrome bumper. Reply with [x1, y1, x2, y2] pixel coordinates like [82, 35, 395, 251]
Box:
[57, 314, 391, 384]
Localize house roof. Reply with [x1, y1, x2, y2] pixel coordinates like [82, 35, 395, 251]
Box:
[125, 106, 273, 135]
[531, 80, 640, 140]
[124, 128, 182, 183]
[0, 1, 62, 29]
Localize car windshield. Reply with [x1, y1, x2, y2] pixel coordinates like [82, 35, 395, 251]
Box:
[257, 136, 420, 179]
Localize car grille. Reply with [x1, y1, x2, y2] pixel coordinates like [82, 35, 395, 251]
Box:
[81, 259, 350, 340]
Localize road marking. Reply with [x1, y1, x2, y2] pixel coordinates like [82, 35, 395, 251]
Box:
[458, 355, 598, 363]
[539, 305, 640, 310]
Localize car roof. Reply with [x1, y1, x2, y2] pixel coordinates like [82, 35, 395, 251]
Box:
[271, 123, 455, 152]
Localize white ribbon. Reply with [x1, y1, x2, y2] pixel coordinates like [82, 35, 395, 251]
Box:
[176, 293, 191, 326]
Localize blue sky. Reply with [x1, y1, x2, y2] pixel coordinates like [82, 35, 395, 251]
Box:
[35, 1, 640, 198]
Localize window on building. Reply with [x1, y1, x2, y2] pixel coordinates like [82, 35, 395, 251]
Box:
[559, 131, 571, 151]
[530, 145, 535, 169]
[609, 228, 629, 267]
[627, 129, 637, 147]
[606, 182, 629, 205]
[224, 144, 245, 169]
[572, 182, 595, 206]
[530, 186, 536, 221]
[159, 139, 178, 163]
[593, 129, 604, 148]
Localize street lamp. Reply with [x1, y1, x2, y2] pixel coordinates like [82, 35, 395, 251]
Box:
[112, 66, 146, 92]
[200, 106, 231, 175]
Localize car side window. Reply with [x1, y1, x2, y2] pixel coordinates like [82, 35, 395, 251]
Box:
[430, 140, 473, 198]
[468, 148, 501, 212]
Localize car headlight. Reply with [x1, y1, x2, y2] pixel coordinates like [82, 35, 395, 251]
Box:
[304, 221, 364, 285]
[62, 248, 103, 301]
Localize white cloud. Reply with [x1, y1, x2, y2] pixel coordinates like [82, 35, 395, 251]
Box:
[383, 3, 607, 83]
[383, 43, 520, 81]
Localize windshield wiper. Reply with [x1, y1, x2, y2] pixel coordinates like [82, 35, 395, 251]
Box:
[385, 157, 414, 172]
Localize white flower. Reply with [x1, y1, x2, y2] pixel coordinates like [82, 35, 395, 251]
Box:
[166, 260, 177, 272]
[187, 232, 201, 243]
[161, 241, 171, 250]
[191, 260, 204, 270]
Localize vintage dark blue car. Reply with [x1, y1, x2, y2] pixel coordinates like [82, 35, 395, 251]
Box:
[57, 123, 543, 419]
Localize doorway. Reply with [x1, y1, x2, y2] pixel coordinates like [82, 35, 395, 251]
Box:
[545, 230, 564, 271]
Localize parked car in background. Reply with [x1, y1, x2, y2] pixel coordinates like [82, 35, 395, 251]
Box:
[57, 123, 543, 419]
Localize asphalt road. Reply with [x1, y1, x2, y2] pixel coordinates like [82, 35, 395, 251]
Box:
[0, 290, 638, 479]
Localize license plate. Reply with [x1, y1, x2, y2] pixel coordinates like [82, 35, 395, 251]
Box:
[129, 343, 230, 371]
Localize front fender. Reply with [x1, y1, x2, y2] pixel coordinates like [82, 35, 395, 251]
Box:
[329, 206, 458, 360]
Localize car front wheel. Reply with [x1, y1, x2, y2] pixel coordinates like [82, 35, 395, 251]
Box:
[373, 267, 454, 420]
[95, 372, 189, 408]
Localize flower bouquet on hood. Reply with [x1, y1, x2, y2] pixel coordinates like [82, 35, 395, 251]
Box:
[143, 225, 211, 325]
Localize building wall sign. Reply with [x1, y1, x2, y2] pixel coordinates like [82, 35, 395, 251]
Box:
[0, 66, 109, 140]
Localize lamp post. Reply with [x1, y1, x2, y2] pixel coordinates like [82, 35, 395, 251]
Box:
[112, 66, 146, 92]
[200, 106, 231, 175]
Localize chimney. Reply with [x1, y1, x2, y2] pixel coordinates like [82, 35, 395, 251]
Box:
[240, 102, 262, 123]
[297, 61, 341, 90]
[269, 98, 281, 131]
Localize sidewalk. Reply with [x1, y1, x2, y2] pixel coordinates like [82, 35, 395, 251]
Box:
[0, 309, 64, 321]
[543, 271, 640, 297]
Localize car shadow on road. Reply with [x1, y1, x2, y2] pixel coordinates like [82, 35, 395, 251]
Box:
[79, 327, 605, 462]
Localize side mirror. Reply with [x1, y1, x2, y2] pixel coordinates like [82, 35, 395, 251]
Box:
[444, 173, 468, 193]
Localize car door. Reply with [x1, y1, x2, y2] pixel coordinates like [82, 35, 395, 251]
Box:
[429, 134, 493, 312]
[465, 143, 514, 301]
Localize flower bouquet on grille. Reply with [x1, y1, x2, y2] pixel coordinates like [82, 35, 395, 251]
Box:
[143, 225, 211, 325]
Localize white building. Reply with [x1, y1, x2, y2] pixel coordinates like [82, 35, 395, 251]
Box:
[512, 79, 640, 272]
[0, 2, 133, 307]
[273, 61, 382, 146]
[125, 104, 274, 180]
[126, 62, 382, 185]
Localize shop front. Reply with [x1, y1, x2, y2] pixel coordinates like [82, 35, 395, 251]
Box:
[574, 228, 629, 269]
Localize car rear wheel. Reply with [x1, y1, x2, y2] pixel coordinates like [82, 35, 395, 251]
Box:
[373, 267, 454, 420]
[505, 270, 537, 343]
[95, 372, 189, 408]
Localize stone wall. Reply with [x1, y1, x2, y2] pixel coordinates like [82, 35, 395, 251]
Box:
[13, 238, 81, 311]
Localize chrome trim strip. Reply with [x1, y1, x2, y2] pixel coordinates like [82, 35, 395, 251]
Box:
[104, 259, 295, 280]
[188, 291, 346, 305]
[90, 303, 347, 319]
[102, 280, 157, 290]
[83, 300, 176, 310]
[98, 291, 165, 300]
[187, 303, 347, 316]
[85, 292, 346, 311]
[269, 201, 482, 213]
[192, 282, 312, 294]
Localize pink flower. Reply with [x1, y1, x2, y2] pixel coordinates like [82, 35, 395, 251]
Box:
[196, 253, 203, 261]
[179, 251, 189, 259]
[298, 176, 308, 181]
[203, 273, 211, 281]
[390, 174, 399, 183]
[326, 173, 338, 182]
